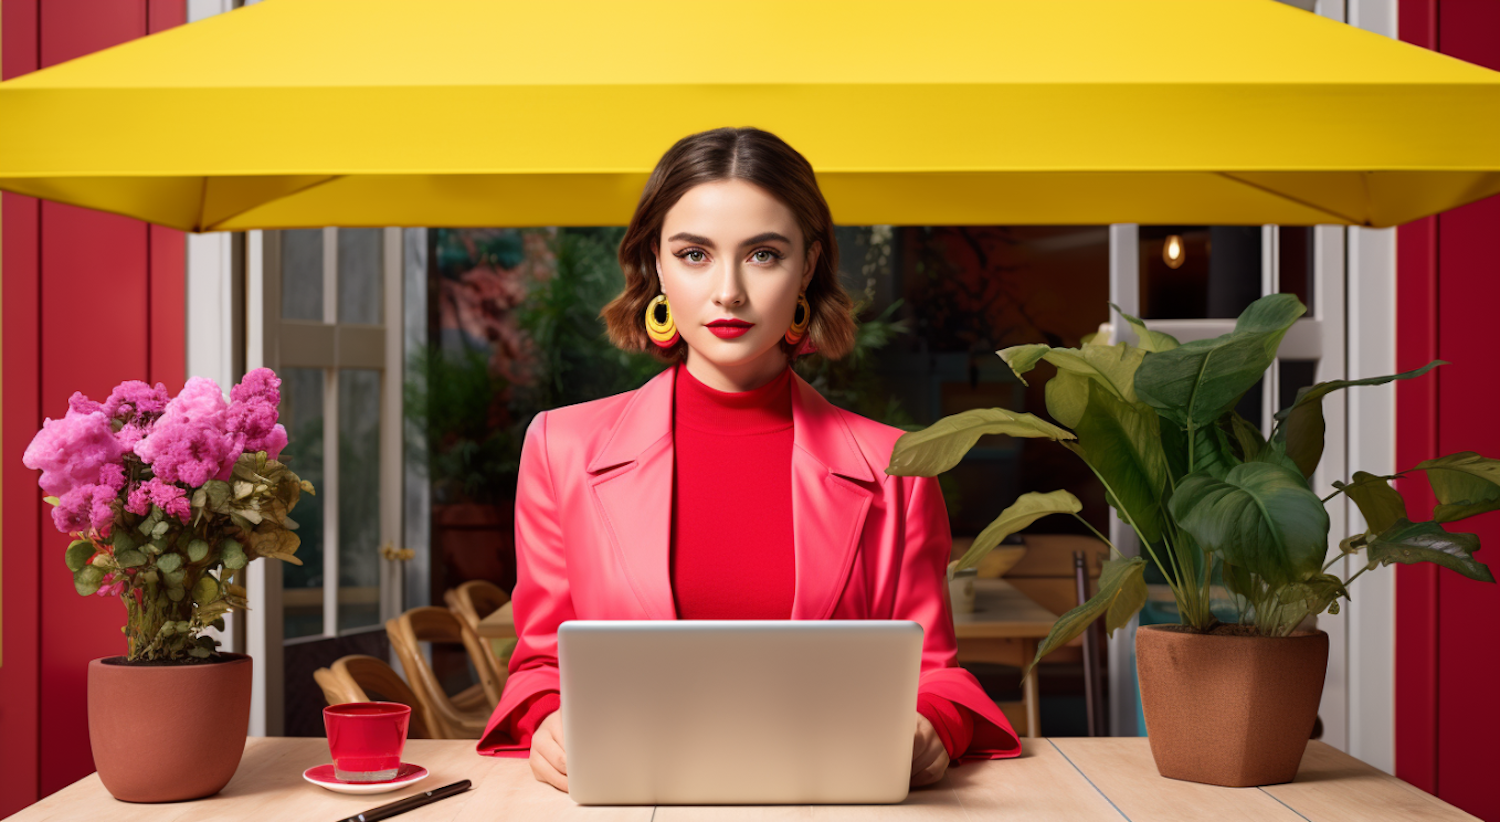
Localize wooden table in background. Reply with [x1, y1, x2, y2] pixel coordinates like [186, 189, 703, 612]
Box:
[475, 579, 1058, 737]
[476, 600, 514, 639]
[14, 737, 1476, 821]
[950, 578, 1059, 739]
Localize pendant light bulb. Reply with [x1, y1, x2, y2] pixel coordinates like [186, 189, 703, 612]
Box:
[1163, 234, 1186, 270]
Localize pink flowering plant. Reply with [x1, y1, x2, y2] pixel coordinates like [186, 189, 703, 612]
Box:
[23, 368, 314, 663]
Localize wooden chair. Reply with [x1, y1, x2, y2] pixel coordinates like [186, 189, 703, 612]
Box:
[386, 606, 496, 739]
[444, 580, 512, 691]
[312, 654, 434, 739]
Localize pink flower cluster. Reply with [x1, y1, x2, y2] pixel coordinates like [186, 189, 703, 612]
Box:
[23, 369, 290, 536]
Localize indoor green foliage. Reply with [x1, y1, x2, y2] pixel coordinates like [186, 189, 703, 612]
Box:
[405, 343, 521, 505]
[517, 227, 662, 410]
[886, 294, 1495, 671]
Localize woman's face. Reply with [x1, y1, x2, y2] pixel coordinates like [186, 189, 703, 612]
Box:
[655, 178, 819, 381]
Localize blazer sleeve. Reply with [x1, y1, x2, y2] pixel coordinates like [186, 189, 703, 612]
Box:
[477, 410, 574, 756]
[893, 473, 1022, 760]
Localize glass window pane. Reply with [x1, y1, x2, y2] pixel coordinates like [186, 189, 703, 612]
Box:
[338, 369, 383, 632]
[281, 230, 325, 321]
[1278, 227, 1314, 314]
[338, 228, 384, 325]
[280, 368, 326, 639]
[1279, 359, 1320, 417]
[1139, 226, 1262, 319]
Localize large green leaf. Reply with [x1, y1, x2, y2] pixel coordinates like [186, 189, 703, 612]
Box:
[1000, 341, 1145, 406]
[1190, 422, 1238, 480]
[951, 490, 1082, 576]
[1335, 471, 1408, 535]
[1412, 452, 1500, 523]
[1066, 382, 1169, 544]
[997, 344, 1050, 383]
[1365, 518, 1493, 583]
[1274, 361, 1444, 478]
[887, 408, 1074, 477]
[1158, 415, 1190, 482]
[1135, 294, 1305, 429]
[1026, 556, 1148, 674]
[1044, 369, 1092, 429]
[1110, 303, 1180, 353]
[1248, 437, 1302, 475]
[1168, 462, 1330, 588]
[1227, 411, 1266, 462]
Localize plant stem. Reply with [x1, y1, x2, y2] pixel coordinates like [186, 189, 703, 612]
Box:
[1071, 513, 1118, 557]
[1072, 458, 1187, 602]
[1343, 565, 1370, 588]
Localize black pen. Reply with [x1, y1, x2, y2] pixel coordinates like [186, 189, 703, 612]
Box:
[336, 779, 472, 822]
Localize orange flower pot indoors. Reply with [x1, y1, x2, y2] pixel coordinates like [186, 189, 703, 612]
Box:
[1136, 625, 1328, 788]
[88, 653, 253, 802]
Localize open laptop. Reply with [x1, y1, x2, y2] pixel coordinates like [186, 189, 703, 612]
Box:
[558, 620, 923, 806]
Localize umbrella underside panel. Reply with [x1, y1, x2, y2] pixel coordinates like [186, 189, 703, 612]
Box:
[4, 170, 1499, 230]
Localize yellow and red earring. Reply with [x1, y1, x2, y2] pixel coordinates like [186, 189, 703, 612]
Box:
[645, 293, 679, 348]
[784, 292, 811, 345]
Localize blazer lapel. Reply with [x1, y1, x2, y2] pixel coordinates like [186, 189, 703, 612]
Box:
[586, 366, 677, 620]
[787, 370, 876, 620]
[584, 364, 877, 622]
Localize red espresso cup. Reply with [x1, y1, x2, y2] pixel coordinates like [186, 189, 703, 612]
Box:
[323, 702, 411, 782]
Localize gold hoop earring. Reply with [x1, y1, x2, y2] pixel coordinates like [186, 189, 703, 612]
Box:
[784, 292, 812, 345]
[645, 293, 679, 348]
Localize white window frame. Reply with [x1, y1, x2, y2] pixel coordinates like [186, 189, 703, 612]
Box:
[189, 225, 404, 735]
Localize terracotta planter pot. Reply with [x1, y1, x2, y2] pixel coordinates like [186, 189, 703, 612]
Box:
[1136, 625, 1327, 787]
[88, 653, 253, 802]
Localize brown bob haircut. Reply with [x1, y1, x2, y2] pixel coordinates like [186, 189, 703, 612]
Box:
[601, 127, 856, 364]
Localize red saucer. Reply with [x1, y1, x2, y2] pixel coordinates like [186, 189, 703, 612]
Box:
[303, 762, 429, 794]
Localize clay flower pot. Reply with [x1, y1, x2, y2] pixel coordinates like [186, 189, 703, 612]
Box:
[88, 653, 253, 802]
[1136, 625, 1327, 787]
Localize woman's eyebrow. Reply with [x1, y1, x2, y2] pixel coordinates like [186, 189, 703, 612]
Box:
[664, 231, 792, 248]
[740, 232, 792, 247]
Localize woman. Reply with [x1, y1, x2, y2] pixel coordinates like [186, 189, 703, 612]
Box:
[477, 127, 1020, 791]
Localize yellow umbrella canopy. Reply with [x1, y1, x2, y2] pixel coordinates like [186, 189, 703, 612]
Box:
[2, 0, 1500, 231]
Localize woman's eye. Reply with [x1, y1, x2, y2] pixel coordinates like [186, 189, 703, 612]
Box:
[751, 249, 780, 264]
[685, 250, 706, 263]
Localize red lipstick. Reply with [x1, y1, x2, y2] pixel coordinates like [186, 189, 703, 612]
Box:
[706, 318, 753, 339]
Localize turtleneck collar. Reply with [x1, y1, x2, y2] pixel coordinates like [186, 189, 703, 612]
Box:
[674, 360, 794, 435]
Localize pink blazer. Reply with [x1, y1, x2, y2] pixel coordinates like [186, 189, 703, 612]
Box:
[478, 364, 1021, 759]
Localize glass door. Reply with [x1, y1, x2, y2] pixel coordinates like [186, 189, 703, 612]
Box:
[259, 227, 406, 735]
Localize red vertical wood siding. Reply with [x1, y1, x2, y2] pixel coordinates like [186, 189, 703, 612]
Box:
[0, 1, 186, 814]
[0, 0, 45, 813]
[1394, 0, 1440, 797]
[1397, 2, 1500, 819]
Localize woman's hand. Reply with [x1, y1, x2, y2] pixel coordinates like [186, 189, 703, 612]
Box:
[911, 713, 950, 787]
[529, 711, 568, 792]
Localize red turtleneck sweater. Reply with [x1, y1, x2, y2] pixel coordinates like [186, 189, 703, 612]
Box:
[503, 362, 973, 761]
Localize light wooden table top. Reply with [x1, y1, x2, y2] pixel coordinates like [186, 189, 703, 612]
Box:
[952, 579, 1058, 639]
[15, 737, 1476, 821]
[476, 579, 1058, 640]
[476, 600, 514, 638]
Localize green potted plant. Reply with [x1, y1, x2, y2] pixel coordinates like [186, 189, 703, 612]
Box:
[23, 369, 313, 802]
[886, 294, 1496, 787]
